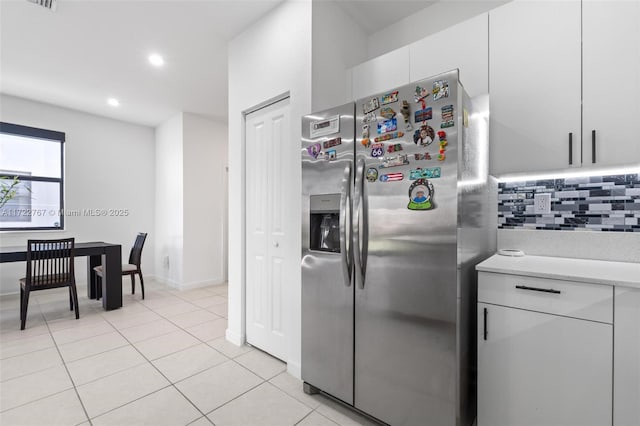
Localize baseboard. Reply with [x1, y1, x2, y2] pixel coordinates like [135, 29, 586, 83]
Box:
[225, 328, 244, 346]
[179, 278, 226, 291]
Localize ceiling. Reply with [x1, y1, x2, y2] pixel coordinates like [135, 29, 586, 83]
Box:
[0, 0, 282, 127]
[335, 0, 437, 34]
[0, 0, 437, 128]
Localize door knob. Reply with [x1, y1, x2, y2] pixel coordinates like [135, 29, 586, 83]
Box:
[273, 242, 279, 248]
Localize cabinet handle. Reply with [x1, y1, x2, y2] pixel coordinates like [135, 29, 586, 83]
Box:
[568, 132, 573, 165]
[515, 285, 561, 294]
[592, 130, 596, 164]
[483, 308, 488, 341]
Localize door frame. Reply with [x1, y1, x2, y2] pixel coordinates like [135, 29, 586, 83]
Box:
[240, 92, 291, 361]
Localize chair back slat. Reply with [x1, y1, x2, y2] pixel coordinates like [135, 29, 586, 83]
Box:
[26, 238, 75, 287]
[128, 233, 147, 267]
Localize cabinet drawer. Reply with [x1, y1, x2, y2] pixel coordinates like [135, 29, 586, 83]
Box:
[478, 272, 613, 323]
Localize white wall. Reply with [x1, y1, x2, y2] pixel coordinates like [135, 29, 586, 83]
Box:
[154, 112, 228, 289]
[227, 0, 312, 378]
[0, 94, 155, 295]
[182, 113, 228, 287]
[366, 0, 509, 59]
[311, 0, 367, 111]
[154, 113, 184, 287]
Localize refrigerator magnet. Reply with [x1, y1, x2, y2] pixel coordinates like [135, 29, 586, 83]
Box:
[432, 80, 449, 101]
[323, 137, 342, 149]
[306, 143, 322, 159]
[363, 112, 378, 123]
[363, 97, 380, 114]
[374, 131, 404, 143]
[414, 86, 429, 103]
[380, 154, 410, 169]
[413, 124, 435, 146]
[366, 168, 379, 182]
[387, 143, 403, 153]
[379, 172, 404, 182]
[380, 107, 396, 119]
[414, 107, 433, 123]
[414, 152, 432, 161]
[409, 167, 441, 180]
[362, 125, 370, 139]
[400, 100, 413, 130]
[380, 91, 399, 105]
[371, 143, 385, 158]
[377, 118, 397, 134]
[326, 149, 337, 161]
[407, 179, 435, 210]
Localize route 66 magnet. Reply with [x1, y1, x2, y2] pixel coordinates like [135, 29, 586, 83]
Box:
[407, 178, 435, 211]
[371, 143, 385, 158]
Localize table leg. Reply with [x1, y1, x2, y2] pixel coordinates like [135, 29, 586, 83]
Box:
[87, 255, 101, 299]
[101, 245, 122, 310]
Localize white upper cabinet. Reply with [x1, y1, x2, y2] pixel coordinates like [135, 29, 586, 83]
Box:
[583, 1, 640, 167]
[410, 13, 489, 98]
[489, 0, 582, 175]
[351, 46, 411, 101]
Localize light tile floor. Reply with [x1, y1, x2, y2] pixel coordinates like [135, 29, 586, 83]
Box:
[0, 281, 378, 426]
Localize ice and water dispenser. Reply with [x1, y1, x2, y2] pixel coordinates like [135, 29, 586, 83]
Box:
[309, 194, 341, 253]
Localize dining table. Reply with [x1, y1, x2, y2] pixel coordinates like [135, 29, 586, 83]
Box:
[0, 241, 123, 310]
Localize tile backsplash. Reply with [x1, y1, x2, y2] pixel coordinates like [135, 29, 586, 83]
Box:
[498, 173, 640, 232]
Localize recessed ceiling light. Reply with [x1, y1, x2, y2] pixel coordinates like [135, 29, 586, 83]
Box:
[107, 98, 120, 107]
[148, 54, 165, 67]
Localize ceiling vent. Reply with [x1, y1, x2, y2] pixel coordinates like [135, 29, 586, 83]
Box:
[26, 0, 57, 12]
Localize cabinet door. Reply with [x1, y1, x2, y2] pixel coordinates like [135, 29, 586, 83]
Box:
[350, 46, 410, 101]
[614, 287, 640, 426]
[477, 303, 612, 426]
[489, 0, 581, 175]
[583, 1, 640, 167]
[410, 13, 488, 98]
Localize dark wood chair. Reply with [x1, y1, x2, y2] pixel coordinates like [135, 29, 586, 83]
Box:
[20, 238, 78, 330]
[94, 232, 147, 300]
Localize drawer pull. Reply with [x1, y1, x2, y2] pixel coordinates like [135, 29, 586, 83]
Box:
[483, 307, 488, 340]
[516, 285, 561, 295]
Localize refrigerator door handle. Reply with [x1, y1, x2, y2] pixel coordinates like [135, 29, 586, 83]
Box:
[353, 158, 367, 289]
[340, 164, 352, 287]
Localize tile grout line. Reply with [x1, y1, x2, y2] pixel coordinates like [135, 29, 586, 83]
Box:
[42, 312, 94, 426]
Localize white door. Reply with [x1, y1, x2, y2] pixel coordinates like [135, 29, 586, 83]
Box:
[245, 98, 290, 361]
[489, 0, 581, 175]
[583, 0, 640, 167]
[477, 303, 612, 426]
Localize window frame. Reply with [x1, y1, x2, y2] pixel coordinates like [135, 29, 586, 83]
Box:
[0, 122, 65, 231]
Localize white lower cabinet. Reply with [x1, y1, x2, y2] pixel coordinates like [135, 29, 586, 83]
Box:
[477, 274, 613, 426]
[614, 287, 640, 426]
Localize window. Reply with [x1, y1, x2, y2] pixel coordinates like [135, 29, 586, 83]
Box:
[0, 122, 65, 231]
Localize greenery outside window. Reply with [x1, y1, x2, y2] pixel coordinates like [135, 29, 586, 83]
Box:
[0, 122, 65, 231]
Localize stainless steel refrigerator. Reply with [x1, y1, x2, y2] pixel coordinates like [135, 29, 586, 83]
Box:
[301, 70, 496, 426]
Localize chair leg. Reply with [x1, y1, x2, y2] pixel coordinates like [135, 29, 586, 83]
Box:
[71, 284, 80, 320]
[20, 289, 30, 330]
[139, 271, 145, 300]
[131, 274, 135, 295]
[96, 275, 102, 300]
[69, 287, 74, 311]
[20, 287, 24, 324]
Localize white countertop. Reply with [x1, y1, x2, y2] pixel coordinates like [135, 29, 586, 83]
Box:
[476, 254, 640, 289]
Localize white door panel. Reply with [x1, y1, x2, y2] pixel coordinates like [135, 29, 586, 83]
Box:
[245, 99, 290, 361]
